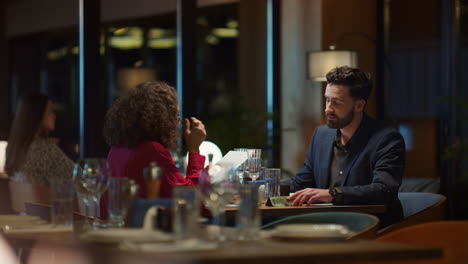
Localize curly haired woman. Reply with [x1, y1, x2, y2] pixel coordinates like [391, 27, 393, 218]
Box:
[103, 81, 207, 199]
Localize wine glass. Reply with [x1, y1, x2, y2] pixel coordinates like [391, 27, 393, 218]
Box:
[199, 165, 239, 242]
[73, 158, 110, 229]
[247, 149, 262, 182]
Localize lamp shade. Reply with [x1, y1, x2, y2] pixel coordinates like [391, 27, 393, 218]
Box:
[116, 68, 157, 91]
[307, 50, 358, 82]
[184, 141, 223, 168]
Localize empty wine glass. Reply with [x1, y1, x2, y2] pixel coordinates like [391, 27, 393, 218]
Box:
[199, 165, 239, 242]
[73, 158, 110, 229]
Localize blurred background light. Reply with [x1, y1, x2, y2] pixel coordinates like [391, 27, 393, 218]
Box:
[148, 37, 177, 49]
[212, 28, 238, 38]
[109, 27, 143, 50]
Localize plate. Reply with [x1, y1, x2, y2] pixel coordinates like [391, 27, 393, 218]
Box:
[80, 228, 172, 243]
[3, 225, 72, 234]
[120, 239, 218, 253]
[0, 215, 42, 223]
[0, 215, 47, 230]
[270, 224, 353, 241]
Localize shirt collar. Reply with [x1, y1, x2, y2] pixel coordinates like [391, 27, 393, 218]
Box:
[334, 119, 365, 151]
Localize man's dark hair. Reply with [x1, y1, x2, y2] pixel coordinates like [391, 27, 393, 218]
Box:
[326, 66, 372, 102]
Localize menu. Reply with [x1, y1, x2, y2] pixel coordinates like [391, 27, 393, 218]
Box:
[216, 150, 248, 168]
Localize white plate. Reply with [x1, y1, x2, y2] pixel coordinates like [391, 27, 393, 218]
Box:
[270, 224, 353, 241]
[120, 239, 218, 253]
[3, 225, 72, 234]
[0, 215, 47, 229]
[81, 228, 172, 243]
[0, 215, 42, 223]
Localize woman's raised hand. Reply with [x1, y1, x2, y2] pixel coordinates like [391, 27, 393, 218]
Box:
[184, 117, 207, 153]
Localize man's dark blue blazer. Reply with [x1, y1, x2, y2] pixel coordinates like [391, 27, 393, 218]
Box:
[285, 114, 405, 227]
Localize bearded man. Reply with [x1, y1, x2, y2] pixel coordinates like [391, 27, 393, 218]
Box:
[285, 66, 406, 227]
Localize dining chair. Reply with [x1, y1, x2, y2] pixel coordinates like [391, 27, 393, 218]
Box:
[378, 192, 446, 236]
[261, 211, 379, 239]
[376, 221, 468, 264]
[399, 177, 440, 192]
[24, 202, 51, 221]
[8, 181, 50, 213]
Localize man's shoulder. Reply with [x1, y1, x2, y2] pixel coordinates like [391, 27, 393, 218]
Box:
[369, 120, 404, 144]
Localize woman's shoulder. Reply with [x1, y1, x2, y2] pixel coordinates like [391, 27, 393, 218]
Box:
[28, 137, 56, 155]
[149, 141, 167, 151]
[133, 140, 167, 153]
[140, 141, 173, 162]
[109, 141, 167, 158]
[30, 137, 52, 146]
[21, 137, 73, 185]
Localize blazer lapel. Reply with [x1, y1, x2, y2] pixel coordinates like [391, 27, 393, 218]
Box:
[318, 129, 335, 189]
[341, 114, 374, 186]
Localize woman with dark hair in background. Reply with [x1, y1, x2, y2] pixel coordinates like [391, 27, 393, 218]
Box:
[103, 81, 207, 199]
[5, 93, 74, 185]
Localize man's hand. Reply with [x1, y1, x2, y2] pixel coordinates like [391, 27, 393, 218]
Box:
[184, 117, 207, 153]
[287, 188, 333, 206]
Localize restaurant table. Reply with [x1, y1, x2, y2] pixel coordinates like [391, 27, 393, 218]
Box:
[225, 204, 386, 219]
[121, 240, 441, 264]
[3, 228, 441, 264]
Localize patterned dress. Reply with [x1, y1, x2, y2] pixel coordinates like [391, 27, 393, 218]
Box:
[11, 137, 74, 186]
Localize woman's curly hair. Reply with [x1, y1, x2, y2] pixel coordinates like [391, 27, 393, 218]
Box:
[103, 81, 179, 149]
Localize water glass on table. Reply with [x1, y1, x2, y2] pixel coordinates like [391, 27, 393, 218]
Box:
[247, 149, 262, 181]
[172, 186, 200, 241]
[265, 168, 281, 198]
[236, 183, 260, 240]
[50, 178, 74, 227]
[107, 177, 129, 228]
[233, 148, 248, 183]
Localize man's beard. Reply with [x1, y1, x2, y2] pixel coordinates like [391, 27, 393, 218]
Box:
[327, 109, 354, 129]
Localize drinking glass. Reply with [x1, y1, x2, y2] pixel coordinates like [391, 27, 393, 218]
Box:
[264, 168, 281, 198]
[107, 177, 129, 228]
[247, 149, 262, 181]
[233, 148, 248, 183]
[172, 186, 200, 241]
[73, 158, 110, 229]
[199, 165, 239, 242]
[50, 178, 74, 227]
[236, 183, 260, 240]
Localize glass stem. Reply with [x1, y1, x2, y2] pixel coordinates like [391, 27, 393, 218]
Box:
[213, 212, 225, 226]
[213, 209, 227, 243]
[91, 196, 101, 229]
